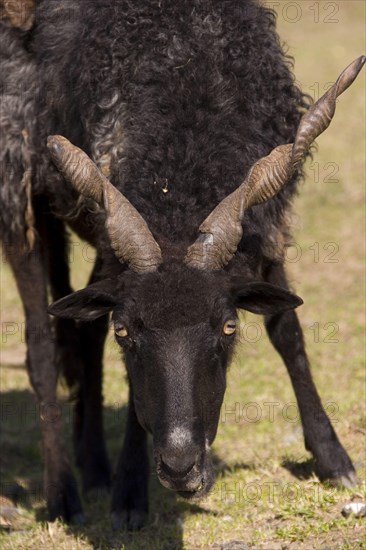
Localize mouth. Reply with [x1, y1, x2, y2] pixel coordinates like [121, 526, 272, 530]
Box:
[155, 451, 214, 499]
[177, 477, 211, 500]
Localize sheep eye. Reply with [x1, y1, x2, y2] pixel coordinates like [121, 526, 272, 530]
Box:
[223, 319, 236, 335]
[115, 325, 128, 338]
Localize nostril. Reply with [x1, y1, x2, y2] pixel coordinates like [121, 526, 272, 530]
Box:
[160, 453, 199, 479]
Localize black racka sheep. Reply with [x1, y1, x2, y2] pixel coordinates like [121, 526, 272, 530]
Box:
[0, 0, 364, 529]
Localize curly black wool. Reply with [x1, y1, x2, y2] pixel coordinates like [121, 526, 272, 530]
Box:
[1, 0, 310, 265]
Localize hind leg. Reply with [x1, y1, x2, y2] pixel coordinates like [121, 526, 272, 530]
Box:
[45, 218, 111, 494]
[44, 214, 83, 390]
[264, 262, 358, 487]
[4, 235, 84, 523]
[77, 306, 111, 494]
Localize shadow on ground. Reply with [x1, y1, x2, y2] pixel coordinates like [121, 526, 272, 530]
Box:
[281, 457, 316, 481]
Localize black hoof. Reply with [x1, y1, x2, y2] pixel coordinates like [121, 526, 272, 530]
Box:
[311, 438, 359, 490]
[47, 471, 84, 524]
[325, 470, 360, 489]
[111, 509, 147, 531]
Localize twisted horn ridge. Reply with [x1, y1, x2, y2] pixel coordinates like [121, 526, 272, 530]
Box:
[47, 135, 162, 273]
[0, 0, 35, 30]
[185, 55, 365, 271]
[291, 55, 366, 168]
[185, 144, 293, 270]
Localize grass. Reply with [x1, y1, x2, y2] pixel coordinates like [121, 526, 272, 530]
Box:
[1, 1, 365, 549]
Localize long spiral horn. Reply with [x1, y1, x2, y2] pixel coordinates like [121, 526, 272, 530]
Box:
[185, 55, 365, 271]
[47, 135, 162, 273]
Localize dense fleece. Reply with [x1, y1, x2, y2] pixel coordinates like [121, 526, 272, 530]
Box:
[0, 22, 36, 245]
[30, 0, 309, 262]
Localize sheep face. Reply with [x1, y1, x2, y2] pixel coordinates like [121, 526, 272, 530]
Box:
[112, 264, 233, 498]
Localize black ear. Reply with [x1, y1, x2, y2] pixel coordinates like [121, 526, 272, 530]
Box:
[48, 279, 120, 321]
[232, 281, 303, 315]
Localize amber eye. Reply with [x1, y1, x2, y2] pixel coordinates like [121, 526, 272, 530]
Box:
[115, 325, 128, 338]
[223, 320, 236, 335]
